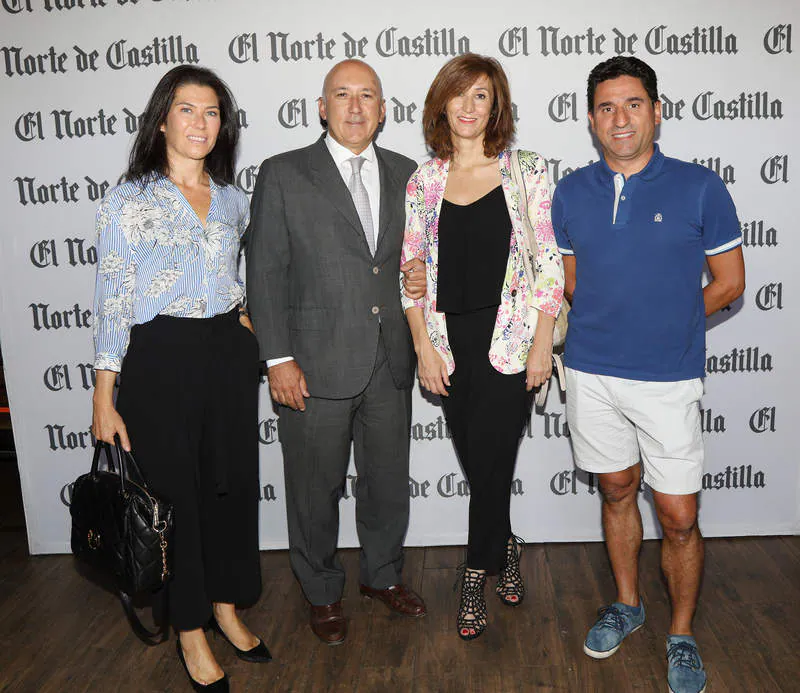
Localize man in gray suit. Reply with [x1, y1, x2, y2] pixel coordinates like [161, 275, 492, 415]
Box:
[246, 59, 426, 645]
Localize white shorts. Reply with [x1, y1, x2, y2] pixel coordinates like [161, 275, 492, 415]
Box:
[565, 368, 704, 495]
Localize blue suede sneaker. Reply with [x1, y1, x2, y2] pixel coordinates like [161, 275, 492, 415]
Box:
[667, 635, 706, 693]
[583, 601, 645, 658]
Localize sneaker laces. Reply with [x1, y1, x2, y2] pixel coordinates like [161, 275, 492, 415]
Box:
[595, 605, 627, 632]
[667, 641, 702, 671]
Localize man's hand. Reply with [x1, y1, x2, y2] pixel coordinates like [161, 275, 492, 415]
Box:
[268, 360, 310, 411]
[401, 257, 426, 300]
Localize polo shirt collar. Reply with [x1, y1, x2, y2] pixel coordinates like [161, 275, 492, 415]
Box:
[597, 143, 665, 183]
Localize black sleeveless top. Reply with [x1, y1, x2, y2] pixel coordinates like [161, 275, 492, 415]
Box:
[436, 185, 512, 314]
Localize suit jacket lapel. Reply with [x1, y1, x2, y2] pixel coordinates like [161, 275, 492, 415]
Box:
[375, 146, 398, 256]
[308, 136, 368, 247]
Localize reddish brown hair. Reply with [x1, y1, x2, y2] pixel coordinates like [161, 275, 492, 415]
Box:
[423, 53, 515, 160]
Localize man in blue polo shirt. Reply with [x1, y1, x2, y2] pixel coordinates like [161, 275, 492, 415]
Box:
[552, 56, 745, 693]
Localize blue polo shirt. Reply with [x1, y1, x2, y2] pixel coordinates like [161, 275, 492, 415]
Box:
[552, 145, 741, 382]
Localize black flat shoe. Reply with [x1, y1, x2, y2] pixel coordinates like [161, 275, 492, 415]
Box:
[176, 639, 229, 692]
[209, 616, 272, 663]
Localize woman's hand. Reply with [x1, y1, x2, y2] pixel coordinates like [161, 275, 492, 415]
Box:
[405, 306, 450, 396]
[239, 312, 255, 334]
[525, 341, 553, 392]
[526, 311, 556, 392]
[417, 339, 451, 396]
[92, 370, 131, 451]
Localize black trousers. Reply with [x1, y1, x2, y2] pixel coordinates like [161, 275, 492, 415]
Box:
[116, 310, 262, 630]
[442, 306, 532, 574]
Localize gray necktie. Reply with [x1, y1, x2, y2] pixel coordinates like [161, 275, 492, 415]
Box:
[347, 156, 375, 255]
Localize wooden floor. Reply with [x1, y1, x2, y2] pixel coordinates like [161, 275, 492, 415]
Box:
[1, 504, 799, 693]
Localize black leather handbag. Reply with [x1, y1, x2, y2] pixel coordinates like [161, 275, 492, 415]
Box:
[70, 439, 174, 645]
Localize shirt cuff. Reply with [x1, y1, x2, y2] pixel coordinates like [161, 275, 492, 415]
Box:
[266, 356, 294, 368]
[94, 353, 122, 373]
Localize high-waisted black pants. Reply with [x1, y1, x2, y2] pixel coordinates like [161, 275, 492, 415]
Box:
[115, 309, 262, 630]
[441, 306, 532, 574]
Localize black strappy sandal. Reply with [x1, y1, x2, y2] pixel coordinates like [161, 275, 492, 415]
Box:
[496, 535, 525, 607]
[457, 567, 488, 641]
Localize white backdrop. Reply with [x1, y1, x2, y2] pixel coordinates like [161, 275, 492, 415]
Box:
[0, 0, 796, 554]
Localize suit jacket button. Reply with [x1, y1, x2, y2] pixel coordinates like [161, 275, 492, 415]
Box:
[371, 306, 380, 315]
[372, 266, 380, 275]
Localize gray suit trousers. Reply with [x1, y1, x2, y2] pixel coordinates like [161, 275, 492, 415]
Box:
[278, 335, 412, 606]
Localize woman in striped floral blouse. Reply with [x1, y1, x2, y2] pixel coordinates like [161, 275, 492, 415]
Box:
[92, 65, 269, 692]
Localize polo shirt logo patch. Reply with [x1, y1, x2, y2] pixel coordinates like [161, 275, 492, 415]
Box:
[654, 213, 663, 222]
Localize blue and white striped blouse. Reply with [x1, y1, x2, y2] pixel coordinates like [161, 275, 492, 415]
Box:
[93, 175, 250, 372]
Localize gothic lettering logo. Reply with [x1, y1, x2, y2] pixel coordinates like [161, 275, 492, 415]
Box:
[60, 482, 74, 507]
[705, 347, 773, 374]
[45, 424, 94, 451]
[536, 26, 606, 57]
[749, 407, 776, 433]
[645, 25, 737, 55]
[498, 27, 530, 57]
[763, 24, 792, 54]
[692, 91, 782, 121]
[755, 282, 783, 311]
[549, 469, 598, 496]
[30, 240, 58, 268]
[265, 31, 336, 62]
[43, 363, 96, 392]
[236, 165, 260, 194]
[741, 220, 778, 248]
[15, 176, 80, 206]
[408, 476, 431, 499]
[411, 415, 451, 442]
[390, 97, 417, 125]
[30, 303, 92, 330]
[15, 111, 44, 141]
[692, 157, 735, 184]
[700, 408, 726, 433]
[761, 155, 789, 184]
[259, 484, 278, 502]
[702, 465, 766, 490]
[277, 98, 308, 129]
[228, 33, 259, 63]
[1, 0, 33, 14]
[548, 92, 578, 123]
[375, 27, 470, 58]
[105, 36, 199, 71]
[1, 45, 69, 77]
[258, 417, 279, 445]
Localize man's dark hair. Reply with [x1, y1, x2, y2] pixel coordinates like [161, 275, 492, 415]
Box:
[587, 56, 659, 112]
[125, 65, 240, 185]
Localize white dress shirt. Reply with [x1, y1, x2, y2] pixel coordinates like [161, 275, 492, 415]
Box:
[266, 134, 382, 368]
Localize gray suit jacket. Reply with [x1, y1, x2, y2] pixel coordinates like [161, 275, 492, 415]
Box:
[246, 135, 417, 399]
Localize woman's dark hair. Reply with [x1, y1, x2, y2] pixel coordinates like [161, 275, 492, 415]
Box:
[125, 65, 239, 185]
[586, 56, 659, 112]
[423, 53, 515, 160]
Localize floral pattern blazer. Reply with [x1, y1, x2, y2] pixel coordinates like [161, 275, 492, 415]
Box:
[400, 150, 564, 375]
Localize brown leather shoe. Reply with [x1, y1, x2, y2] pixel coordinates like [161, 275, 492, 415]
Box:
[309, 602, 347, 646]
[359, 584, 427, 617]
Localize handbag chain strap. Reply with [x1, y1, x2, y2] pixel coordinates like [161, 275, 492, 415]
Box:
[151, 500, 170, 583]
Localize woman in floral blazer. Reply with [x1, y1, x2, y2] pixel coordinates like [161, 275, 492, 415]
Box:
[92, 66, 269, 691]
[401, 54, 564, 641]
